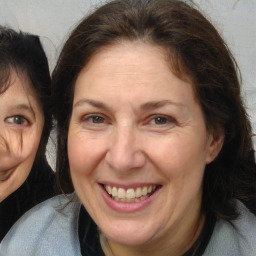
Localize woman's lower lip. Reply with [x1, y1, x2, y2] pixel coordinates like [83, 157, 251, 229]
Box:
[100, 184, 160, 213]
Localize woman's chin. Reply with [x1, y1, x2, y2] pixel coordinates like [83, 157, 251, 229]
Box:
[101, 222, 157, 247]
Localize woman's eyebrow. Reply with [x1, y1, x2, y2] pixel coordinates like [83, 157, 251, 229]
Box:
[74, 99, 111, 111]
[140, 100, 186, 111]
[74, 99, 186, 112]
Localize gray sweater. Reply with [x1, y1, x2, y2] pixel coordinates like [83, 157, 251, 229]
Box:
[0, 194, 255, 256]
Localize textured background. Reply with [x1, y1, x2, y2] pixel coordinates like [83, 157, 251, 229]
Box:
[0, 0, 255, 167]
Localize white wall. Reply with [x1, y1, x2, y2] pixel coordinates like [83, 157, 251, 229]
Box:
[0, 0, 255, 165]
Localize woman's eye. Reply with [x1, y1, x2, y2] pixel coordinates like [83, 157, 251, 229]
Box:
[146, 115, 176, 129]
[90, 116, 105, 123]
[82, 115, 106, 124]
[153, 116, 169, 125]
[5, 116, 29, 126]
[80, 114, 109, 130]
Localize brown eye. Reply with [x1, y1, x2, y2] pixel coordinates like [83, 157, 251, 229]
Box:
[145, 114, 176, 131]
[5, 116, 29, 125]
[81, 114, 107, 125]
[154, 117, 168, 125]
[91, 116, 105, 123]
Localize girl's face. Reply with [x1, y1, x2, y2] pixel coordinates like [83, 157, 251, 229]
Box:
[68, 42, 223, 254]
[0, 71, 44, 201]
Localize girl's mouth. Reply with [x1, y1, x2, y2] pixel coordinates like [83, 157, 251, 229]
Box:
[103, 184, 160, 203]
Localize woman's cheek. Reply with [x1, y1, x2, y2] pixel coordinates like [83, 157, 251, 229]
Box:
[68, 130, 103, 176]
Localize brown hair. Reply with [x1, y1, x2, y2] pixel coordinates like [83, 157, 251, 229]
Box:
[52, 0, 256, 219]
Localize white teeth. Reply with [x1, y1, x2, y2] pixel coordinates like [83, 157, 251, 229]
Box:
[106, 185, 112, 195]
[112, 187, 118, 197]
[135, 187, 142, 197]
[104, 184, 157, 202]
[142, 186, 147, 196]
[117, 188, 126, 199]
[126, 188, 135, 199]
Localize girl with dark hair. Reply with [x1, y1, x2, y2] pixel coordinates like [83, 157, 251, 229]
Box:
[0, 27, 55, 242]
[1, 1, 255, 255]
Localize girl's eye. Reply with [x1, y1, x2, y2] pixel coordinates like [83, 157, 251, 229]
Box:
[5, 116, 29, 126]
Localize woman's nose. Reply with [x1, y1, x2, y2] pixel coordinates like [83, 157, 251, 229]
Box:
[105, 126, 146, 173]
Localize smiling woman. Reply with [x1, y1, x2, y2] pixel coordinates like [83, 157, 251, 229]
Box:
[0, 27, 55, 241]
[67, 42, 218, 253]
[0, 1, 256, 256]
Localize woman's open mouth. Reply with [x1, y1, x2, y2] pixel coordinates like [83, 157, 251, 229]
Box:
[103, 184, 159, 203]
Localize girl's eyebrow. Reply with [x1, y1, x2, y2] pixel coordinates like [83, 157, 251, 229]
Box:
[9, 104, 31, 111]
[8, 104, 35, 118]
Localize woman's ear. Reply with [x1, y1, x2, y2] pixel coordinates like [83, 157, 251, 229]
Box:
[206, 127, 224, 164]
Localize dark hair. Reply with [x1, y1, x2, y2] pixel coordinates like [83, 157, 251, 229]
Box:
[52, 0, 256, 219]
[0, 26, 52, 161]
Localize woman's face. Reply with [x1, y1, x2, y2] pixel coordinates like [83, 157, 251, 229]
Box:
[0, 71, 44, 201]
[68, 42, 223, 252]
